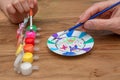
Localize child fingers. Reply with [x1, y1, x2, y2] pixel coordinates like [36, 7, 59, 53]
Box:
[20, 0, 30, 12]
[32, 0, 38, 16]
[7, 4, 16, 15]
[13, 0, 24, 13]
[7, 4, 26, 23]
[29, 0, 34, 8]
[6, 4, 16, 23]
[7, 6, 18, 23]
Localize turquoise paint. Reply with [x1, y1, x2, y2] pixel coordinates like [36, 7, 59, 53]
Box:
[47, 40, 55, 44]
[84, 38, 94, 44]
[79, 32, 87, 38]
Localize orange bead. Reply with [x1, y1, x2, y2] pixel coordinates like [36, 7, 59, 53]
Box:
[24, 44, 34, 53]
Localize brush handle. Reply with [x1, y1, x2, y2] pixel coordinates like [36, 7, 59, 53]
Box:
[30, 9, 33, 16]
[30, 9, 33, 29]
[68, 1, 120, 31]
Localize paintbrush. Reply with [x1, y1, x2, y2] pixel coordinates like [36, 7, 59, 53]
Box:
[56, 1, 120, 39]
[30, 9, 33, 30]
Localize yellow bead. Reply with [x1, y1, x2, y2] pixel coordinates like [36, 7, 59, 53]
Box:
[22, 52, 33, 63]
[16, 44, 23, 56]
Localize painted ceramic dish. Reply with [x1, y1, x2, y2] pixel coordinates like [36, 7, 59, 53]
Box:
[47, 30, 94, 56]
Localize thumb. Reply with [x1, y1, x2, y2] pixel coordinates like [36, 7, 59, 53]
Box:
[84, 19, 112, 30]
[33, 0, 38, 16]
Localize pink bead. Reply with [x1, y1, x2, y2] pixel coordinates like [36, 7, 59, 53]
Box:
[17, 23, 25, 35]
[26, 31, 36, 39]
[19, 23, 25, 29]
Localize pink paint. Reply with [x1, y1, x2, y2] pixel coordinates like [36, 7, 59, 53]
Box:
[61, 45, 67, 50]
[19, 23, 25, 28]
[26, 31, 36, 39]
[17, 23, 25, 36]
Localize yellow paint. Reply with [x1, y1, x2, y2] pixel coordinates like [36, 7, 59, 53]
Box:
[16, 44, 23, 56]
[22, 52, 33, 63]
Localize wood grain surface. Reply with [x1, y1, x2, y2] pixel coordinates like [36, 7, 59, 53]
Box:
[0, 0, 120, 80]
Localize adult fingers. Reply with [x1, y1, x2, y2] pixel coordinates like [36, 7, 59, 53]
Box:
[79, 1, 115, 23]
[84, 18, 113, 31]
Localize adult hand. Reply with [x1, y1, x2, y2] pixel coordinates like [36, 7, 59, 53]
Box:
[78, 0, 120, 34]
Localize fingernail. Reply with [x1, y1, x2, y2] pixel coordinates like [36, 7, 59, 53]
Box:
[76, 21, 80, 25]
[84, 21, 92, 29]
[76, 17, 82, 24]
[30, 3, 34, 8]
[80, 18, 85, 23]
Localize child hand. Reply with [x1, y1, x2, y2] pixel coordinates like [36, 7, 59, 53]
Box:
[0, 0, 38, 23]
[78, 0, 120, 34]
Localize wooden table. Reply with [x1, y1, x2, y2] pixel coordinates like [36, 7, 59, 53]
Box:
[0, 0, 120, 80]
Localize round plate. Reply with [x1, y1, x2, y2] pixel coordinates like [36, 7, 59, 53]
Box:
[47, 30, 94, 56]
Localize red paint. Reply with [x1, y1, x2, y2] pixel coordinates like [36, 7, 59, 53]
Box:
[25, 37, 35, 45]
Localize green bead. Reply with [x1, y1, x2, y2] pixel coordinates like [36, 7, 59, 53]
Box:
[27, 25, 37, 32]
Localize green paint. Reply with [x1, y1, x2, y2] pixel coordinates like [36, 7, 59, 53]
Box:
[48, 40, 55, 44]
[84, 38, 94, 44]
[27, 25, 37, 32]
[66, 37, 76, 44]
[71, 37, 76, 41]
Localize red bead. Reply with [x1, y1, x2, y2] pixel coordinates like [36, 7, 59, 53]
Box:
[24, 44, 34, 53]
[25, 37, 35, 45]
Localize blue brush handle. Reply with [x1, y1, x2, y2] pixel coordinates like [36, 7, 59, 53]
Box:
[69, 1, 120, 31]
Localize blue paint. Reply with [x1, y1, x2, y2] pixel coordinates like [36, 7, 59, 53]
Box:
[79, 32, 87, 38]
[69, 45, 79, 52]
[63, 52, 76, 56]
[74, 45, 78, 49]
[66, 30, 74, 37]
